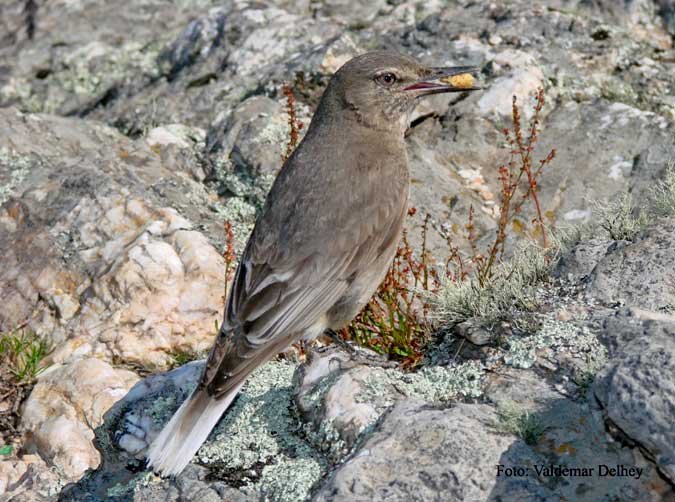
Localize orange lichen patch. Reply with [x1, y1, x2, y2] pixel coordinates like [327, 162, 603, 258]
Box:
[555, 443, 577, 455]
[441, 72, 475, 89]
[6, 201, 25, 223]
[55, 273, 82, 295]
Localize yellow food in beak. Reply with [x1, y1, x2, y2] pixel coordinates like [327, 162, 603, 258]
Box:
[440, 73, 475, 89]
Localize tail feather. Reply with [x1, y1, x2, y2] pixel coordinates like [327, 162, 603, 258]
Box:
[146, 385, 242, 476]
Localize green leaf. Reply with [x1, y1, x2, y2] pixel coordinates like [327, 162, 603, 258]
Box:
[0, 445, 13, 456]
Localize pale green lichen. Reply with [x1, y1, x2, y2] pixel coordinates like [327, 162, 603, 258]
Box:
[0, 147, 35, 205]
[197, 360, 326, 501]
[148, 394, 180, 426]
[0, 77, 44, 113]
[258, 457, 324, 502]
[6, 40, 165, 113]
[301, 417, 350, 463]
[595, 192, 648, 241]
[599, 78, 640, 108]
[209, 163, 275, 253]
[504, 338, 537, 369]
[357, 360, 485, 411]
[58, 40, 162, 96]
[295, 372, 351, 462]
[210, 198, 256, 251]
[436, 242, 552, 324]
[651, 161, 675, 217]
[257, 114, 293, 157]
[298, 360, 485, 465]
[106, 472, 158, 498]
[505, 319, 607, 378]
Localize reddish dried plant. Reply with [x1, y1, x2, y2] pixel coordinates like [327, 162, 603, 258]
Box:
[282, 83, 304, 162]
[222, 220, 236, 305]
[476, 87, 556, 285]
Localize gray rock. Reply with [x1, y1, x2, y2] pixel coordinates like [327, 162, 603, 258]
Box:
[484, 363, 666, 501]
[594, 319, 675, 482]
[314, 401, 519, 501]
[586, 217, 675, 311]
[454, 318, 494, 345]
[294, 345, 485, 461]
[311, 0, 388, 26]
[553, 238, 614, 283]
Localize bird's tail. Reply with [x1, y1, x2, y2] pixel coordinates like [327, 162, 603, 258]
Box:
[146, 384, 242, 476]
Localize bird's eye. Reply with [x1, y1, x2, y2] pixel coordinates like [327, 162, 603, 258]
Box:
[375, 72, 397, 87]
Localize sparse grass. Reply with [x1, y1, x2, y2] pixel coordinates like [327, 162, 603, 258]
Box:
[0, 325, 52, 448]
[495, 400, 547, 446]
[0, 326, 51, 383]
[651, 161, 675, 217]
[591, 160, 675, 243]
[167, 348, 204, 369]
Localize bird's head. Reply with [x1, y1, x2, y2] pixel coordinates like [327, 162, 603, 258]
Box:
[323, 51, 482, 133]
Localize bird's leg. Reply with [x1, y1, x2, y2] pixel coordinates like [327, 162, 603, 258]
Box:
[323, 329, 356, 354]
[322, 329, 397, 368]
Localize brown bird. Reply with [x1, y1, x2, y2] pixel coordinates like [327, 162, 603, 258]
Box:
[146, 51, 481, 476]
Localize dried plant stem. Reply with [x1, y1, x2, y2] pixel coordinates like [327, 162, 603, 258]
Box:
[282, 83, 303, 162]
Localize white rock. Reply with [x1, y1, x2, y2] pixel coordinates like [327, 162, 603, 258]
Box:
[20, 358, 138, 480]
[477, 67, 545, 119]
[146, 124, 206, 149]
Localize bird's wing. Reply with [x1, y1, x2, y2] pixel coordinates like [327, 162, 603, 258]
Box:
[200, 132, 409, 399]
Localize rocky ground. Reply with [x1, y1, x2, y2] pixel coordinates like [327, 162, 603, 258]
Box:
[0, 0, 674, 500]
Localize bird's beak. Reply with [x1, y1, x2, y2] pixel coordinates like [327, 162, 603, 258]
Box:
[404, 66, 482, 95]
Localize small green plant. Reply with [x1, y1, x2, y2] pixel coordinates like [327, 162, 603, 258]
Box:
[651, 161, 675, 217]
[495, 400, 547, 446]
[595, 191, 647, 241]
[167, 349, 204, 369]
[0, 326, 51, 383]
[0, 325, 51, 447]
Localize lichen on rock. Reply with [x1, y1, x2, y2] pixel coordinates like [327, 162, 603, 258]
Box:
[504, 319, 607, 378]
